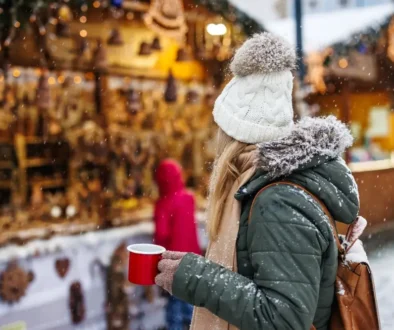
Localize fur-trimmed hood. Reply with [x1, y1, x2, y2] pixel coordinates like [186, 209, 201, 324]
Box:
[255, 116, 353, 179]
[236, 116, 359, 225]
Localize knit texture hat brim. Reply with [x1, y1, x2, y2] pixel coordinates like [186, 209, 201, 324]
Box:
[213, 100, 294, 144]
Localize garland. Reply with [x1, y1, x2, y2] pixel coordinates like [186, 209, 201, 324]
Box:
[322, 14, 393, 67]
[0, 0, 264, 37]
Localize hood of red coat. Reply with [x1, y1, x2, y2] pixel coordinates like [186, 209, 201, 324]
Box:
[156, 159, 184, 197]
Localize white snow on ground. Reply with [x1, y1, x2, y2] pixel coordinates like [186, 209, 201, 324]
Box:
[229, 1, 394, 52]
[369, 242, 394, 330]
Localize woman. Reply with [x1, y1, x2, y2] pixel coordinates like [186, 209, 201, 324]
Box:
[154, 159, 201, 330]
[155, 33, 359, 330]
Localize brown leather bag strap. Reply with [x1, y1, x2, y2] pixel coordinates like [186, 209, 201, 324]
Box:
[248, 181, 344, 255]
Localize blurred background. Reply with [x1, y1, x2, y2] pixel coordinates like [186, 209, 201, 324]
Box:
[0, 0, 392, 329]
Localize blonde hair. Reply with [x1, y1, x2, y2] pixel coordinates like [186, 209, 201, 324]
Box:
[207, 129, 248, 241]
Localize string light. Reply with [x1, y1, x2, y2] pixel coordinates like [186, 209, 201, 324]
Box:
[13, 69, 21, 78]
[74, 76, 82, 84]
[81, 4, 88, 12]
[57, 75, 65, 84]
[48, 77, 56, 85]
[93, 1, 101, 8]
[80, 29, 88, 38]
[126, 12, 134, 20]
[80, 16, 87, 23]
[338, 58, 349, 69]
[14, 21, 20, 28]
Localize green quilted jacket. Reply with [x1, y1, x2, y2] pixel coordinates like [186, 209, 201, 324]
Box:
[172, 117, 360, 330]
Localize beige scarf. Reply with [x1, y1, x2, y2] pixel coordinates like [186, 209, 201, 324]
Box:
[190, 148, 257, 330]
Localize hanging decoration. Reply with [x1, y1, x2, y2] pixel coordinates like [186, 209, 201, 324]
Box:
[69, 281, 85, 324]
[56, 4, 73, 38]
[55, 258, 71, 278]
[151, 36, 162, 51]
[176, 48, 190, 62]
[107, 29, 124, 46]
[0, 262, 33, 304]
[138, 41, 152, 56]
[36, 71, 52, 110]
[164, 70, 177, 103]
[92, 39, 108, 71]
[125, 89, 142, 115]
[143, 0, 188, 40]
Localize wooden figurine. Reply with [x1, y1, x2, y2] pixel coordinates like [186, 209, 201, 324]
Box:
[151, 37, 162, 51]
[164, 71, 177, 103]
[92, 39, 108, 71]
[107, 29, 124, 46]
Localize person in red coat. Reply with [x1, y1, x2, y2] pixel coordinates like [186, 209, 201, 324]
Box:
[154, 159, 201, 329]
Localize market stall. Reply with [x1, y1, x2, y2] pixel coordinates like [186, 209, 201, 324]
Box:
[0, 0, 262, 328]
[303, 12, 394, 231]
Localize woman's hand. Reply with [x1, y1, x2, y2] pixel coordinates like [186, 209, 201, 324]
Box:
[155, 251, 186, 294]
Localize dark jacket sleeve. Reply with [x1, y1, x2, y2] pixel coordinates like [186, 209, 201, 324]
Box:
[172, 185, 330, 330]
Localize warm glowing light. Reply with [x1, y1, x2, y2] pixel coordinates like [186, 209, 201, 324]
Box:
[58, 75, 65, 84]
[81, 4, 88, 12]
[39, 26, 46, 35]
[126, 12, 134, 20]
[80, 29, 88, 38]
[338, 58, 349, 69]
[48, 77, 56, 85]
[14, 21, 21, 28]
[80, 16, 87, 23]
[13, 69, 21, 78]
[30, 15, 37, 23]
[93, 1, 101, 8]
[206, 23, 227, 36]
[74, 76, 82, 84]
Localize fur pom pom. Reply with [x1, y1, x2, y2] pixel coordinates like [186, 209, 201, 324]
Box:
[230, 32, 296, 77]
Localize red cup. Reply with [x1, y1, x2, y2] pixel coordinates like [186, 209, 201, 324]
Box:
[127, 244, 166, 285]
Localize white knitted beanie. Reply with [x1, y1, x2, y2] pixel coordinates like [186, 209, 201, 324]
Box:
[213, 32, 296, 144]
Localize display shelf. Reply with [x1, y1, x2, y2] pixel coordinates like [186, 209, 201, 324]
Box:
[0, 161, 13, 169]
[25, 158, 56, 168]
[28, 178, 66, 189]
[24, 137, 66, 145]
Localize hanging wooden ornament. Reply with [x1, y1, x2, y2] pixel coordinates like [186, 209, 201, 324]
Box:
[55, 258, 71, 278]
[107, 29, 124, 46]
[77, 37, 89, 57]
[58, 5, 73, 22]
[176, 48, 190, 62]
[138, 41, 152, 56]
[164, 71, 177, 103]
[0, 262, 33, 304]
[151, 36, 162, 51]
[92, 39, 108, 71]
[143, 0, 187, 40]
[56, 21, 71, 38]
[69, 281, 85, 324]
[125, 89, 142, 115]
[36, 72, 52, 110]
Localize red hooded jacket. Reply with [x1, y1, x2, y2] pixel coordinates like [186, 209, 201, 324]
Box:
[154, 160, 201, 255]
